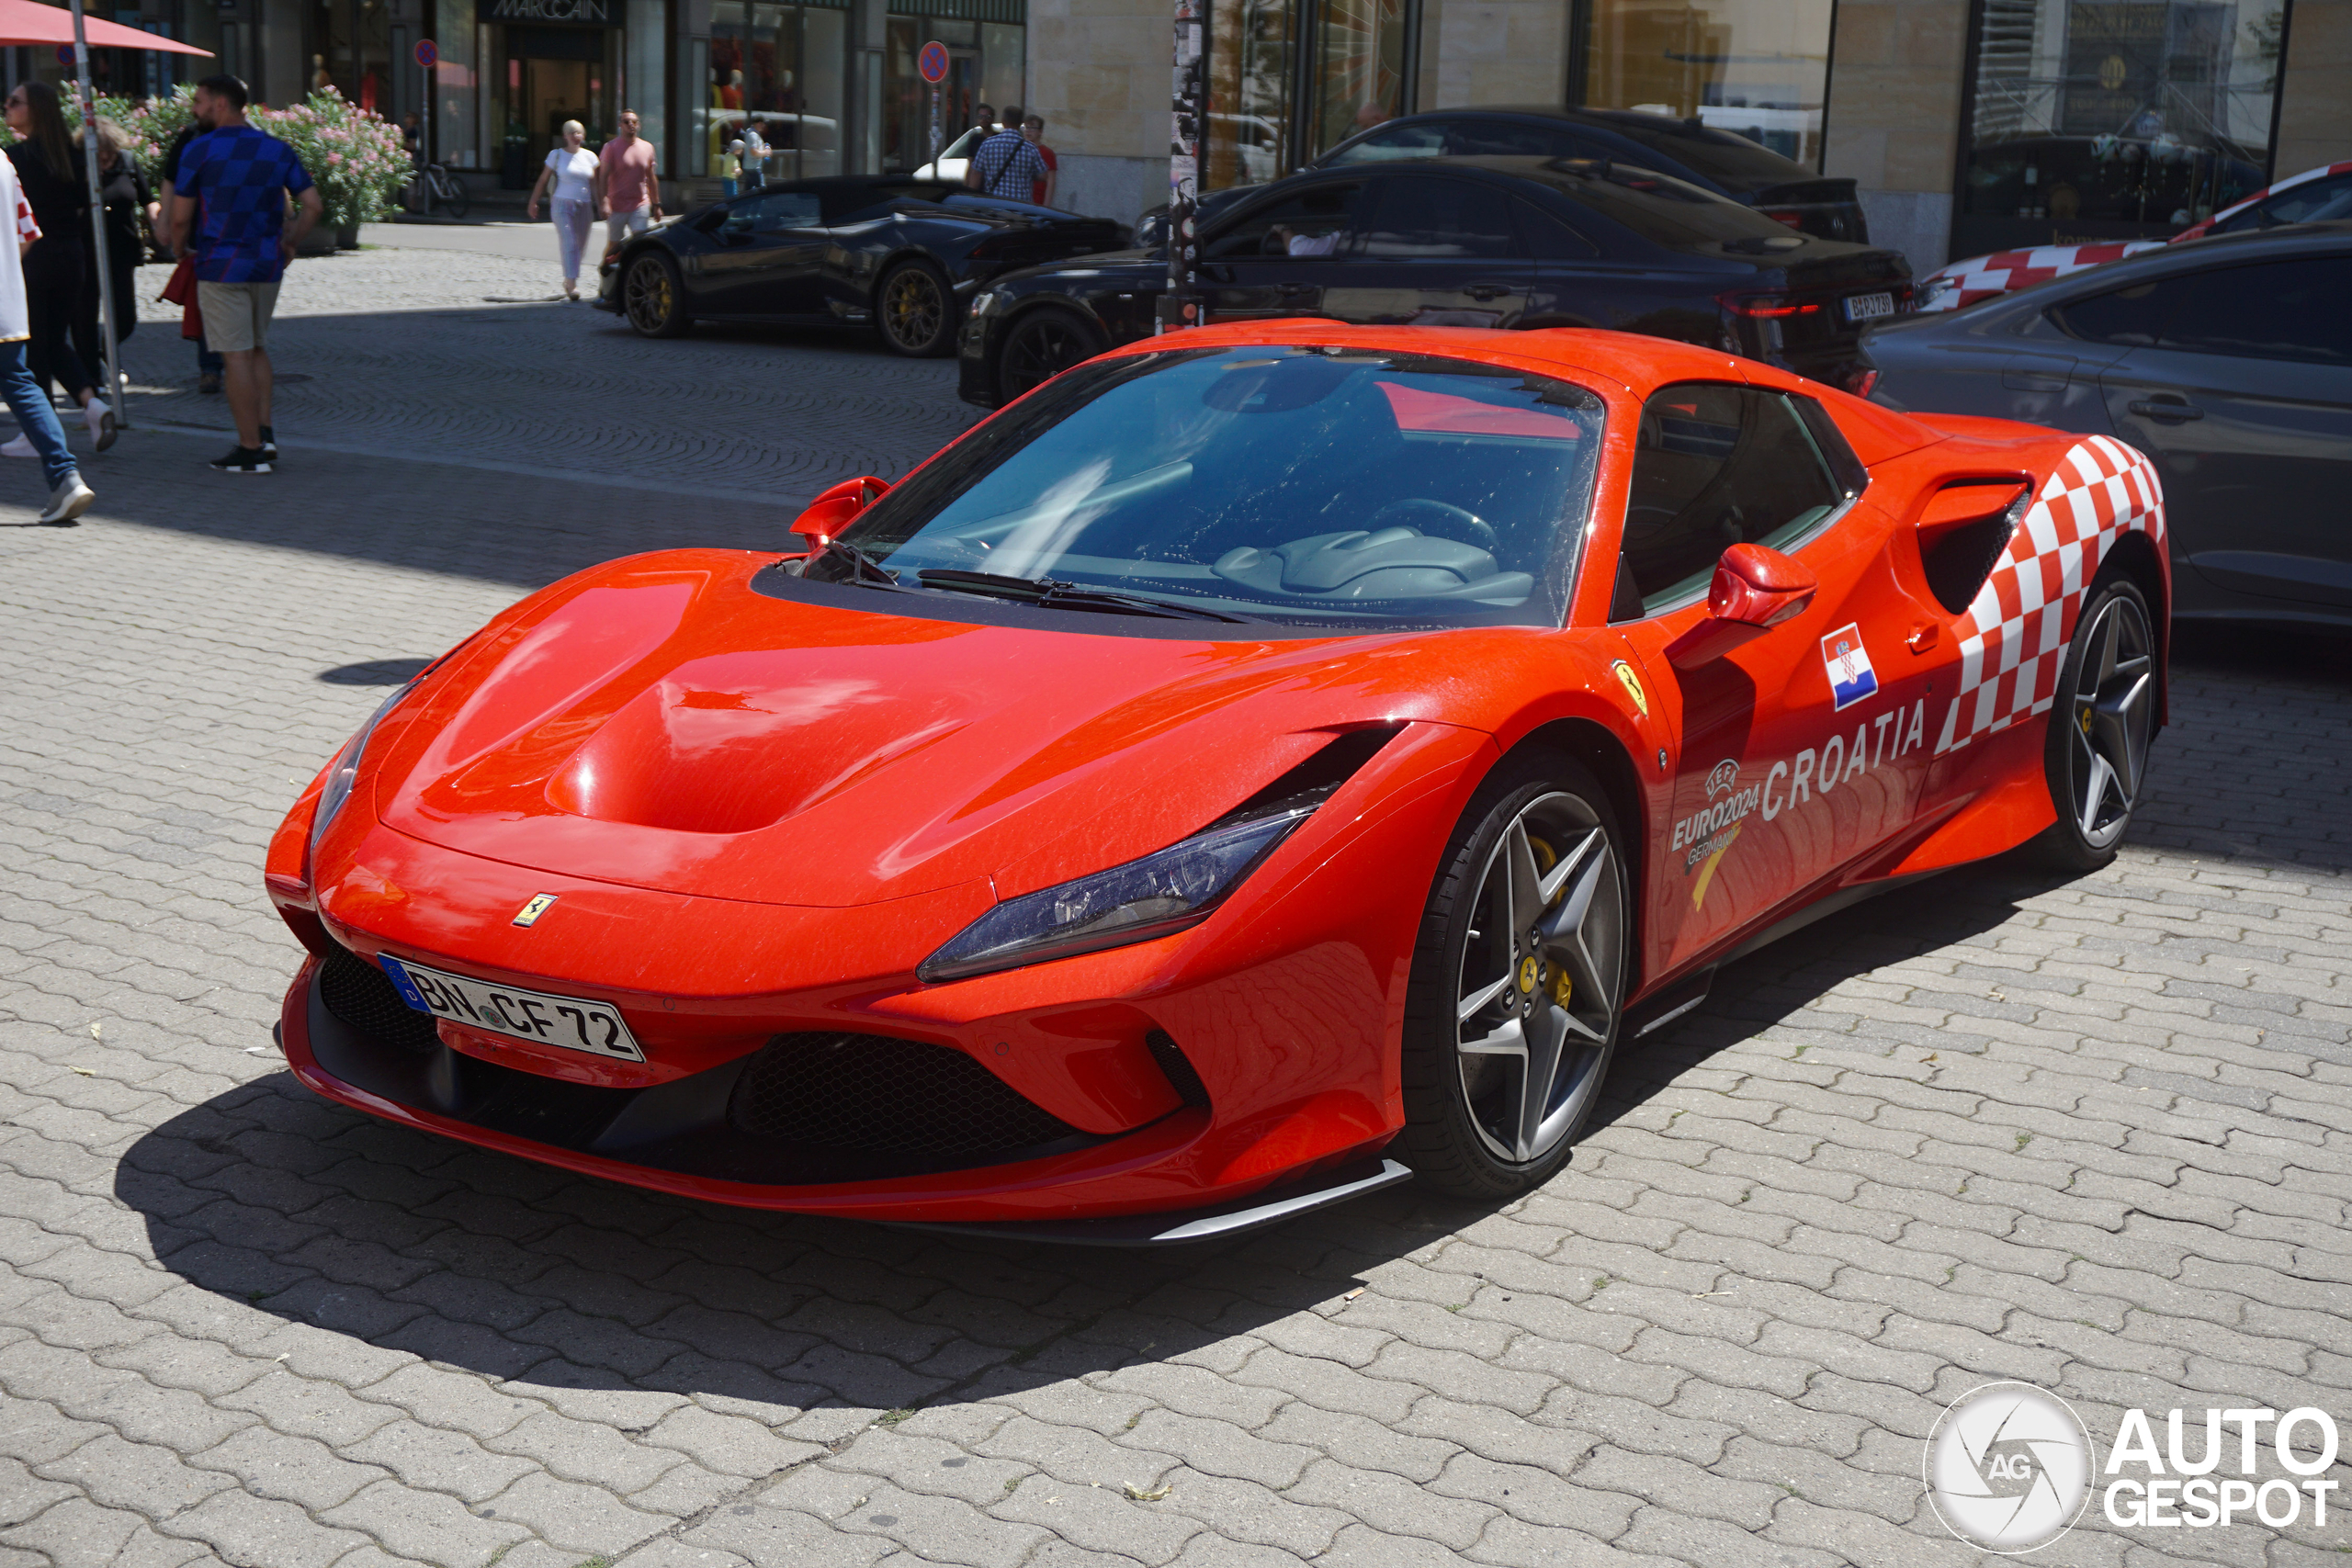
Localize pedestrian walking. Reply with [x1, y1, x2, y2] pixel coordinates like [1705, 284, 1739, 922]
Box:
[1023, 115, 1058, 207]
[3, 83, 113, 452]
[169, 73, 324, 475]
[721, 138, 744, 197]
[966, 114, 1047, 203]
[594, 110, 661, 247]
[739, 121, 767, 190]
[526, 119, 597, 300]
[74, 119, 154, 390]
[159, 123, 223, 393]
[0, 149, 94, 523]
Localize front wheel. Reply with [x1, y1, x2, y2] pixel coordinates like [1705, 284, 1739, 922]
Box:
[876, 260, 955, 357]
[435, 171, 469, 220]
[1401, 755, 1628, 1199]
[998, 307, 1106, 400]
[2032, 576, 2157, 871]
[624, 252, 692, 338]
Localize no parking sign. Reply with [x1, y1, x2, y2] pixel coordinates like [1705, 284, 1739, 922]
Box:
[917, 39, 949, 84]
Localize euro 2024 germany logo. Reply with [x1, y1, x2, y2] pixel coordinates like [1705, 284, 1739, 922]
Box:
[1926, 1382, 2095, 1552]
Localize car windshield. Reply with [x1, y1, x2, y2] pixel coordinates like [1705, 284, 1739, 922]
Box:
[819, 345, 1607, 629]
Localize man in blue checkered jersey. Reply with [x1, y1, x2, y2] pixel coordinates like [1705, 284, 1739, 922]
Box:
[965, 111, 1048, 204]
[169, 73, 324, 475]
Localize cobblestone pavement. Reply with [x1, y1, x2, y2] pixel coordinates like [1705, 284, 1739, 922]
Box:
[1, 243, 2348, 1568]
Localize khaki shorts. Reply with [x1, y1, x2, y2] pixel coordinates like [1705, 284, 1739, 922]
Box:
[197, 281, 283, 353]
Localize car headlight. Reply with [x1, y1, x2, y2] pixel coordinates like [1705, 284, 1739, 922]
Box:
[969, 289, 1001, 320]
[309, 680, 418, 861]
[918, 805, 1312, 983]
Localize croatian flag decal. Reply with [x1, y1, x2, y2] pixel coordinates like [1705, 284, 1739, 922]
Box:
[1820, 623, 1879, 711]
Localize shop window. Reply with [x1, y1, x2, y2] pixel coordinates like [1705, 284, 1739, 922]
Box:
[1954, 0, 2286, 256]
[1206, 0, 1299, 188]
[1574, 0, 1831, 166]
[712, 1, 853, 181]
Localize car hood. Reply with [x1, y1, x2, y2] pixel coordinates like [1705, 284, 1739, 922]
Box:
[367, 550, 1488, 908]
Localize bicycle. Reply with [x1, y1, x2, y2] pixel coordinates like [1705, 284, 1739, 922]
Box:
[409, 163, 470, 220]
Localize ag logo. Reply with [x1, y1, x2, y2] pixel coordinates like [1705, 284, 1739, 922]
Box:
[1926, 1382, 2093, 1553]
[1704, 758, 1740, 797]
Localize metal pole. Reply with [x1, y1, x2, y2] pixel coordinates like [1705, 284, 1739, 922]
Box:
[69, 0, 127, 430]
[1156, 0, 1204, 333]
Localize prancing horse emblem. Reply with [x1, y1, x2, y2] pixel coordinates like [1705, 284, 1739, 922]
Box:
[512, 894, 559, 928]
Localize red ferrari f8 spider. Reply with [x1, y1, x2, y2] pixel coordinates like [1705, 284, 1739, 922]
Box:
[266, 323, 2168, 1242]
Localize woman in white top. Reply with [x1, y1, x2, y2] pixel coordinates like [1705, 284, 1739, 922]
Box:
[526, 120, 599, 300]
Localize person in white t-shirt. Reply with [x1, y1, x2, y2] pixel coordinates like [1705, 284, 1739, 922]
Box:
[0, 152, 89, 522]
[526, 119, 601, 300]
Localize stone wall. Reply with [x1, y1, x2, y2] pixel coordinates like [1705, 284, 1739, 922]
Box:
[1028, 0, 1172, 224]
[1820, 0, 1971, 272]
[1426, 0, 1570, 107]
[2276, 0, 2352, 179]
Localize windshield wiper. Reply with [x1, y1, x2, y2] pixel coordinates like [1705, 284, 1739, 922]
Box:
[809, 537, 906, 588]
[917, 569, 1258, 624]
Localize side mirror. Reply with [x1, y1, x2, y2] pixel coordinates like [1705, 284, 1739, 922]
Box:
[1664, 542, 1818, 669]
[790, 474, 890, 548]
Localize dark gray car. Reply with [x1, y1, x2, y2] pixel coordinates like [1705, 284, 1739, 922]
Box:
[1858, 222, 2352, 626]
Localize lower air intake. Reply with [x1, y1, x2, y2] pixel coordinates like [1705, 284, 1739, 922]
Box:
[728, 1032, 1083, 1157]
[318, 945, 441, 1056]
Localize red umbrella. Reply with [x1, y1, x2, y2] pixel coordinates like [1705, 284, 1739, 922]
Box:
[0, 0, 212, 52]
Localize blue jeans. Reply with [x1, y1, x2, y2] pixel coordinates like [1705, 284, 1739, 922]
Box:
[0, 339, 76, 491]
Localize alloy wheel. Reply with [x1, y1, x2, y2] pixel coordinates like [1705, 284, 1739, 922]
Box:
[2066, 592, 2155, 849]
[625, 258, 674, 334]
[883, 268, 944, 353]
[1003, 316, 1087, 396]
[1454, 791, 1621, 1166]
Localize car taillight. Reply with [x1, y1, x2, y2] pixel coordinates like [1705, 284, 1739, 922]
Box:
[1719, 293, 1822, 318]
[1848, 368, 1880, 398]
[1764, 209, 1805, 230]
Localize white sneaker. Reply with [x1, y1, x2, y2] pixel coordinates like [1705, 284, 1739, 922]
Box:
[84, 400, 116, 453]
[39, 473, 94, 524]
[0, 433, 32, 458]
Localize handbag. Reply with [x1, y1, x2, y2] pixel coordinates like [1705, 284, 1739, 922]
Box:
[159, 252, 203, 341]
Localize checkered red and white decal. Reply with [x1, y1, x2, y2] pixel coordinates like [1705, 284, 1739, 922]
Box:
[1934, 436, 2165, 757]
[1918, 243, 2165, 312]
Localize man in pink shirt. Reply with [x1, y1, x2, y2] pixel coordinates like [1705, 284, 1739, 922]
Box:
[594, 110, 662, 247]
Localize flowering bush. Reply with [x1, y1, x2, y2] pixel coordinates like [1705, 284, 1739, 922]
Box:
[3, 83, 412, 230]
[255, 89, 412, 228]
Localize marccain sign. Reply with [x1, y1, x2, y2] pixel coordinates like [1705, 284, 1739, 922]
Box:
[481, 0, 611, 23]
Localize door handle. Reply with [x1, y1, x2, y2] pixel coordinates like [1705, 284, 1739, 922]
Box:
[1464, 283, 1510, 301]
[2128, 397, 2203, 423]
[1275, 283, 1317, 299]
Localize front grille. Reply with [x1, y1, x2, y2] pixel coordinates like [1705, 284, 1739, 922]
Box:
[1146, 1030, 1210, 1109]
[318, 946, 440, 1056]
[728, 1032, 1081, 1157]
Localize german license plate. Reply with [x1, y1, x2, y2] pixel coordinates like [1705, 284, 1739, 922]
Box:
[1844, 291, 1894, 322]
[379, 957, 645, 1062]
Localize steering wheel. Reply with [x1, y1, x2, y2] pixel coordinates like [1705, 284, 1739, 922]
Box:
[1367, 498, 1498, 550]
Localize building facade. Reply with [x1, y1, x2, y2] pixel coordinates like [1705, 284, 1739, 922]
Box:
[1026, 0, 2350, 270]
[3, 0, 1032, 196]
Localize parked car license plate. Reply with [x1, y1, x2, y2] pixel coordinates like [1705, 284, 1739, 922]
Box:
[379, 956, 645, 1062]
[1844, 291, 1895, 322]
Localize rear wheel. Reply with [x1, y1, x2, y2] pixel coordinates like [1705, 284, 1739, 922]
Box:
[624, 252, 692, 338]
[1401, 754, 1628, 1199]
[437, 171, 469, 220]
[2032, 576, 2156, 871]
[876, 260, 955, 356]
[998, 307, 1106, 400]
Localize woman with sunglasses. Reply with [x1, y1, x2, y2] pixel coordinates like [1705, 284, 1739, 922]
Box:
[2, 83, 113, 454]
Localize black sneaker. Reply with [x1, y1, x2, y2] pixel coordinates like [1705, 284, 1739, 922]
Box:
[258, 426, 279, 463]
[209, 446, 272, 473]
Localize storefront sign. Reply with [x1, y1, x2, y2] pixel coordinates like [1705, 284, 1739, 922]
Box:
[476, 0, 613, 26]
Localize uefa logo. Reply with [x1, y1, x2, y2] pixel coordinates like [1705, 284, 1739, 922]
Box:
[1925, 1382, 2095, 1552]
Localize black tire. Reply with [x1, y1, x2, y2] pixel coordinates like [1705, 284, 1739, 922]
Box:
[998, 307, 1106, 400]
[1401, 752, 1629, 1199]
[439, 175, 469, 220]
[876, 259, 955, 357]
[623, 251, 692, 338]
[2031, 574, 2158, 872]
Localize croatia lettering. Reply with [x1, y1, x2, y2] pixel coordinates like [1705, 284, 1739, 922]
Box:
[1760, 697, 1927, 822]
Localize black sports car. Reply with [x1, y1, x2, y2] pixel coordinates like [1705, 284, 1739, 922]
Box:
[1140, 105, 1868, 247]
[962, 157, 1911, 407]
[1860, 220, 2352, 626]
[597, 176, 1130, 356]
